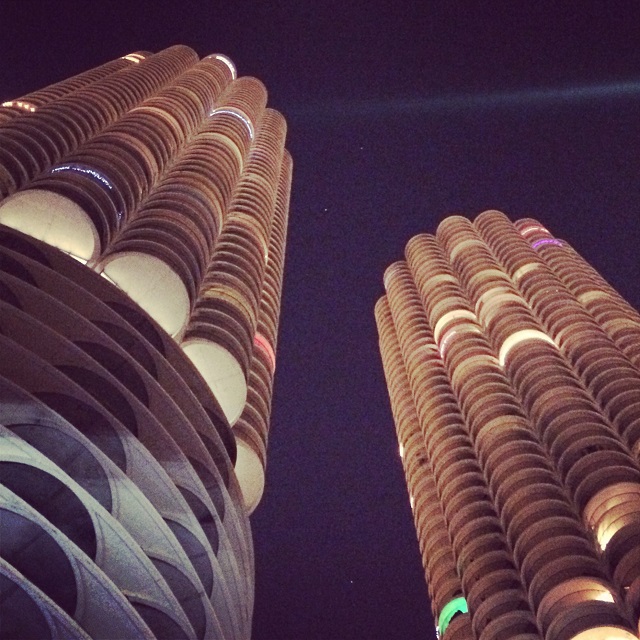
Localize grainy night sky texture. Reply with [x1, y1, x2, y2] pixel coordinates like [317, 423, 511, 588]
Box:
[2, 2, 640, 638]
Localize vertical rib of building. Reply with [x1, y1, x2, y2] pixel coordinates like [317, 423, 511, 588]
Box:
[0, 49, 291, 640]
[184, 109, 287, 425]
[92, 75, 265, 341]
[377, 212, 640, 639]
[26, 57, 231, 251]
[376, 294, 475, 640]
[233, 151, 293, 514]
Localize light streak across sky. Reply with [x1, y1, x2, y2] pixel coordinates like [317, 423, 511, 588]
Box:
[288, 80, 640, 119]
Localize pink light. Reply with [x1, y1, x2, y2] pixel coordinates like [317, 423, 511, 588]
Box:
[438, 329, 457, 358]
[254, 333, 276, 373]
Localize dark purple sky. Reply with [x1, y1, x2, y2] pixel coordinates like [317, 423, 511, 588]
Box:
[3, 2, 640, 638]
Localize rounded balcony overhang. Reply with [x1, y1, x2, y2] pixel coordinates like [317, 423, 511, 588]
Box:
[234, 438, 265, 514]
[99, 252, 190, 337]
[0, 189, 99, 262]
[181, 338, 247, 425]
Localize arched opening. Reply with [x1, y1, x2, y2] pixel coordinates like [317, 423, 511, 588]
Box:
[0, 509, 77, 615]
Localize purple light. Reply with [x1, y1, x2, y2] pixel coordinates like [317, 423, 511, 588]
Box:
[531, 238, 563, 249]
[50, 163, 124, 221]
[51, 163, 113, 190]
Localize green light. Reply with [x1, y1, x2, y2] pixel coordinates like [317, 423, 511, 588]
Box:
[438, 597, 468, 636]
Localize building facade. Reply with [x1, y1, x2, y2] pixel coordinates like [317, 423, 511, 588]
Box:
[376, 211, 640, 640]
[0, 46, 291, 639]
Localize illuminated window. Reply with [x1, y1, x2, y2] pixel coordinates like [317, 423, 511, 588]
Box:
[99, 270, 119, 287]
[438, 328, 457, 358]
[204, 53, 237, 79]
[121, 52, 145, 63]
[49, 163, 123, 221]
[498, 329, 556, 366]
[51, 163, 113, 190]
[209, 107, 254, 139]
[2, 100, 36, 112]
[438, 324, 481, 359]
[448, 238, 484, 262]
[66, 253, 88, 265]
[583, 482, 640, 551]
[513, 262, 542, 282]
[577, 290, 610, 305]
[476, 290, 524, 324]
[570, 627, 637, 640]
[433, 309, 476, 344]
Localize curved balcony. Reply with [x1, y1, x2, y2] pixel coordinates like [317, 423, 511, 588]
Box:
[0, 187, 99, 262]
[538, 577, 635, 640]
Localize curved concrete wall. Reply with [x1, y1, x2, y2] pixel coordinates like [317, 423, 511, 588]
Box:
[0, 49, 291, 517]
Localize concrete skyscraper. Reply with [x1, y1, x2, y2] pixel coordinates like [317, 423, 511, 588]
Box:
[0, 46, 291, 639]
[376, 211, 640, 640]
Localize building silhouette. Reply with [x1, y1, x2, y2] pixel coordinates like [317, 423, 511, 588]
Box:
[376, 211, 640, 640]
[0, 46, 291, 639]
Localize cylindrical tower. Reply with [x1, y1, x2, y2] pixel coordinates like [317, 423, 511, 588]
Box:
[377, 211, 640, 640]
[0, 48, 292, 640]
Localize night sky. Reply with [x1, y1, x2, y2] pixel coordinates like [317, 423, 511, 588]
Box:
[3, 2, 640, 638]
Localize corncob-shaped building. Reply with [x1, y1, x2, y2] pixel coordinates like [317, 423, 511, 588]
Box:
[376, 211, 640, 640]
[0, 46, 291, 639]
